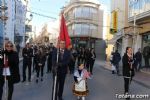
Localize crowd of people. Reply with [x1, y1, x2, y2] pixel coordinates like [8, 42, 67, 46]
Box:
[1, 40, 148, 100]
[110, 46, 150, 99]
[110, 46, 150, 76]
[0, 40, 96, 100]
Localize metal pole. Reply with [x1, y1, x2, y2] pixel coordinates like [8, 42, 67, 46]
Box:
[132, 13, 136, 57]
[1, 0, 8, 100]
[129, 13, 136, 93]
[52, 49, 59, 100]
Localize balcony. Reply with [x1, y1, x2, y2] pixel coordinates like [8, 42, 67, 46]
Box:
[128, 10, 150, 23]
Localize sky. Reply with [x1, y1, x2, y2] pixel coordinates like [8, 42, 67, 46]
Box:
[30, 0, 110, 32]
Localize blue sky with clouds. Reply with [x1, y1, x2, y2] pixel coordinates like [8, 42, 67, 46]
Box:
[30, 0, 110, 29]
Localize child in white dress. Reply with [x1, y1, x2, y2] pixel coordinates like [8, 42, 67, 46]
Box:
[72, 64, 91, 100]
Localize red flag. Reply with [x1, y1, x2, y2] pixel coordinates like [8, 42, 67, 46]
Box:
[58, 14, 71, 49]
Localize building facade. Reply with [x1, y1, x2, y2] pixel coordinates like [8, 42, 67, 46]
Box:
[5, 0, 15, 43]
[14, 0, 26, 46]
[128, 0, 150, 53]
[0, 0, 4, 47]
[62, 0, 103, 48]
[0, 0, 27, 48]
[109, 0, 130, 56]
[128, 0, 150, 67]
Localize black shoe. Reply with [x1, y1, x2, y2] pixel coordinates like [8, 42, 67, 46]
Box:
[59, 97, 63, 100]
[28, 80, 31, 82]
[36, 79, 38, 83]
[41, 78, 43, 81]
[22, 80, 25, 82]
[112, 71, 115, 74]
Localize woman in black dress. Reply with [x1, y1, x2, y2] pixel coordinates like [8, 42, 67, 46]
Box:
[122, 47, 135, 94]
[0, 41, 20, 100]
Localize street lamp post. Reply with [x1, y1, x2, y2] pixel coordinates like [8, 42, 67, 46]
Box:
[0, 0, 8, 100]
[25, 13, 33, 43]
[132, 13, 136, 57]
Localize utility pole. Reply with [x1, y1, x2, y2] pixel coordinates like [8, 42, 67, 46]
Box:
[132, 13, 136, 57]
[0, 0, 8, 100]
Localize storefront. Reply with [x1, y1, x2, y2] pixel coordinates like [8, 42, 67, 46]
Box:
[142, 32, 150, 49]
[71, 37, 96, 48]
[141, 32, 150, 67]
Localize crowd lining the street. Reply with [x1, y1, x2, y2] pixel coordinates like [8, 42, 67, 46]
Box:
[0, 40, 150, 100]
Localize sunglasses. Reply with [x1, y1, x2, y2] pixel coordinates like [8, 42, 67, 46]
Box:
[6, 45, 13, 47]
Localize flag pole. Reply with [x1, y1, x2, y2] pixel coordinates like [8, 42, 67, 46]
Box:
[52, 48, 59, 100]
[52, 12, 71, 100]
[52, 13, 62, 100]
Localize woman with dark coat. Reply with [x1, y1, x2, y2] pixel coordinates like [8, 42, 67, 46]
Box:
[47, 47, 53, 73]
[89, 48, 96, 74]
[0, 41, 20, 100]
[122, 47, 135, 94]
[35, 46, 46, 83]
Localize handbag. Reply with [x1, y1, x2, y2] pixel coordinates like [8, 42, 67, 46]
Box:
[75, 80, 86, 92]
[111, 64, 116, 71]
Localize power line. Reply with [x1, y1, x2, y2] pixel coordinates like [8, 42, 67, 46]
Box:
[27, 10, 57, 20]
[31, 7, 58, 15]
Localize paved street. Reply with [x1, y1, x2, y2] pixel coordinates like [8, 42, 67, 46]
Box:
[4, 60, 148, 100]
[1, 0, 150, 100]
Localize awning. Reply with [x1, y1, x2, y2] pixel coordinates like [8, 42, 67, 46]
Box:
[107, 35, 122, 45]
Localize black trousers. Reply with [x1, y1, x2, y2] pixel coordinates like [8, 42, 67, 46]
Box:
[86, 60, 90, 72]
[47, 60, 52, 73]
[22, 60, 32, 81]
[90, 59, 95, 74]
[115, 63, 119, 74]
[68, 61, 75, 74]
[0, 76, 14, 100]
[135, 60, 142, 71]
[144, 57, 149, 68]
[124, 77, 132, 93]
[36, 64, 44, 78]
[52, 73, 66, 100]
[32, 59, 36, 72]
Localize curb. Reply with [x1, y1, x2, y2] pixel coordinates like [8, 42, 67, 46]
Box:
[96, 60, 150, 89]
[133, 79, 150, 89]
[140, 70, 150, 75]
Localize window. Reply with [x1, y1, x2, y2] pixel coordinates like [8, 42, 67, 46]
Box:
[129, 0, 150, 17]
[82, 24, 90, 35]
[75, 7, 82, 18]
[74, 7, 97, 19]
[74, 24, 82, 35]
[74, 23, 97, 36]
[90, 24, 97, 35]
[82, 7, 90, 18]
[145, 0, 150, 11]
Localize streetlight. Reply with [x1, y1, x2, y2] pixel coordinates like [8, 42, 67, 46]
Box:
[26, 13, 33, 23]
[25, 13, 33, 43]
[0, 1, 8, 100]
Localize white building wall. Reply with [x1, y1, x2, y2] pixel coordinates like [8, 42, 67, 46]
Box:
[111, 0, 129, 56]
[100, 4, 109, 40]
[15, 0, 26, 46]
[111, 0, 126, 30]
[5, 0, 15, 43]
[98, 9, 103, 39]
[4, 0, 26, 46]
[134, 35, 142, 53]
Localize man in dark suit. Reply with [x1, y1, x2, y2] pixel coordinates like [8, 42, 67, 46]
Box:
[22, 43, 33, 82]
[143, 46, 150, 68]
[52, 40, 71, 100]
